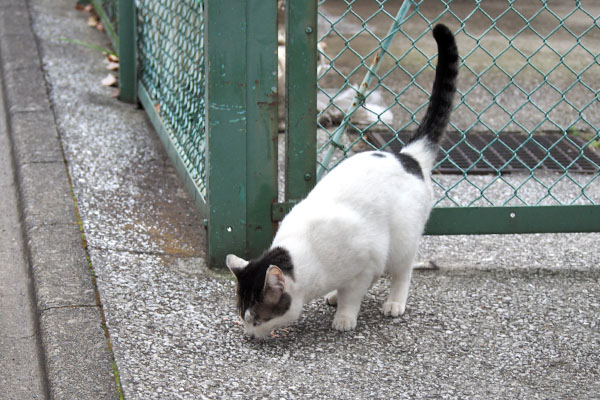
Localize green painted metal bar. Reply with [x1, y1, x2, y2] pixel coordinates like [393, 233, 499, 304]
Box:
[118, 0, 137, 103]
[245, 0, 279, 258]
[285, 0, 318, 201]
[425, 205, 600, 235]
[138, 83, 207, 214]
[274, 203, 600, 234]
[205, 1, 248, 267]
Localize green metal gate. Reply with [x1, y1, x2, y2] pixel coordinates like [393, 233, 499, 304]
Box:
[313, 0, 600, 236]
[91, 0, 599, 267]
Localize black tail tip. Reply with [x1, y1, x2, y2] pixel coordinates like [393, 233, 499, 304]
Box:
[432, 24, 454, 46]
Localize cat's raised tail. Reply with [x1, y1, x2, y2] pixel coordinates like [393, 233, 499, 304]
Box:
[402, 24, 459, 171]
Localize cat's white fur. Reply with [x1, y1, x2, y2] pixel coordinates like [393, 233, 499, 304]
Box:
[227, 141, 434, 337]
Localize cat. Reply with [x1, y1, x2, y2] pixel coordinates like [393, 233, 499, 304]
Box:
[226, 23, 459, 338]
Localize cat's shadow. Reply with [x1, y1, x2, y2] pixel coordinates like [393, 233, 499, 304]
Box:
[243, 290, 410, 350]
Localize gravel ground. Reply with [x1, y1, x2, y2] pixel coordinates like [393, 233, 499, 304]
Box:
[30, 0, 600, 399]
[89, 250, 600, 399]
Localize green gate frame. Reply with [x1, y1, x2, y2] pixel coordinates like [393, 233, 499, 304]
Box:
[270, 1, 600, 235]
[98, 1, 599, 268]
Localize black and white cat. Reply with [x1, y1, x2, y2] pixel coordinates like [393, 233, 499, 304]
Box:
[226, 24, 459, 338]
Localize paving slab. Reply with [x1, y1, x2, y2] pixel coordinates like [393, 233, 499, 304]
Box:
[9, 110, 63, 163]
[2, 66, 51, 113]
[0, 0, 122, 398]
[0, 32, 41, 72]
[0, 46, 47, 399]
[16, 161, 77, 228]
[26, 223, 97, 310]
[39, 307, 118, 400]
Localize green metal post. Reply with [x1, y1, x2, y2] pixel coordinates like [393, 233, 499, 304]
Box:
[205, 0, 278, 267]
[285, 0, 318, 201]
[118, 0, 137, 103]
[245, 0, 279, 257]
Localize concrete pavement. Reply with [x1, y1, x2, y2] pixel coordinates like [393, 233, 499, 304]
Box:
[1, 0, 118, 398]
[0, 51, 46, 399]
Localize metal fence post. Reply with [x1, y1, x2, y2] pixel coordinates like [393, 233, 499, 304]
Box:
[205, 0, 278, 267]
[285, 0, 318, 202]
[245, 0, 279, 258]
[118, 0, 137, 103]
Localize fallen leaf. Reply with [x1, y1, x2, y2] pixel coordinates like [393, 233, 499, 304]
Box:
[95, 22, 105, 32]
[107, 54, 119, 63]
[101, 73, 117, 87]
[106, 61, 119, 71]
[84, 4, 94, 12]
[155, 103, 161, 114]
[111, 88, 120, 98]
[75, 3, 85, 11]
[87, 16, 99, 27]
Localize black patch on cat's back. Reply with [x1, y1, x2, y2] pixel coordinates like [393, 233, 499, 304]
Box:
[235, 247, 294, 317]
[394, 153, 424, 180]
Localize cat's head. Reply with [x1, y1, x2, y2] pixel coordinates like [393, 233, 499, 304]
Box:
[226, 248, 298, 338]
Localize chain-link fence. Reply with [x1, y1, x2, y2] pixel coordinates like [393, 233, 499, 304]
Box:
[316, 0, 600, 209]
[87, 0, 206, 197]
[90, 0, 599, 264]
[137, 0, 207, 196]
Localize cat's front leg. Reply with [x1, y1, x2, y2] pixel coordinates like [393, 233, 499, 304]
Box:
[331, 279, 371, 331]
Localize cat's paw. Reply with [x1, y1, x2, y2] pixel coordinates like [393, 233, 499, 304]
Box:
[382, 301, 405, 317]
[324, 291, 337, 306]
[332, 314, 357, 331]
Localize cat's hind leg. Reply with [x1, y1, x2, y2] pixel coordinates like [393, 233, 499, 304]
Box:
[383, 251, 416, 317]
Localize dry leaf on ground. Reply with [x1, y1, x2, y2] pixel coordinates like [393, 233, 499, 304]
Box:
[106, 61, 119, 71]
[101, 73, 118, 87]
[87, 16, 99, 27]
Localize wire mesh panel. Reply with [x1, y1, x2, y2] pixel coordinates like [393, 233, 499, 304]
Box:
[316, 0, 600, 210]
[137, 0, 207, 197]
[90, 0, 119, 45]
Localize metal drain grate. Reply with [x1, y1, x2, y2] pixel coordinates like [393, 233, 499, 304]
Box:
[368, 131, 600, 175]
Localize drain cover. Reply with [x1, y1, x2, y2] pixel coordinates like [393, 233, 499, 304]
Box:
[367, 131, 600, 174]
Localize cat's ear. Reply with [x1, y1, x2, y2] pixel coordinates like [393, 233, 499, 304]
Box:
[226, 254, 249, 278]
[262, 265, 285, 305]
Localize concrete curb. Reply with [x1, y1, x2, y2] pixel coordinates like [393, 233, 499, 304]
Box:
[0, 1, 119, 399]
